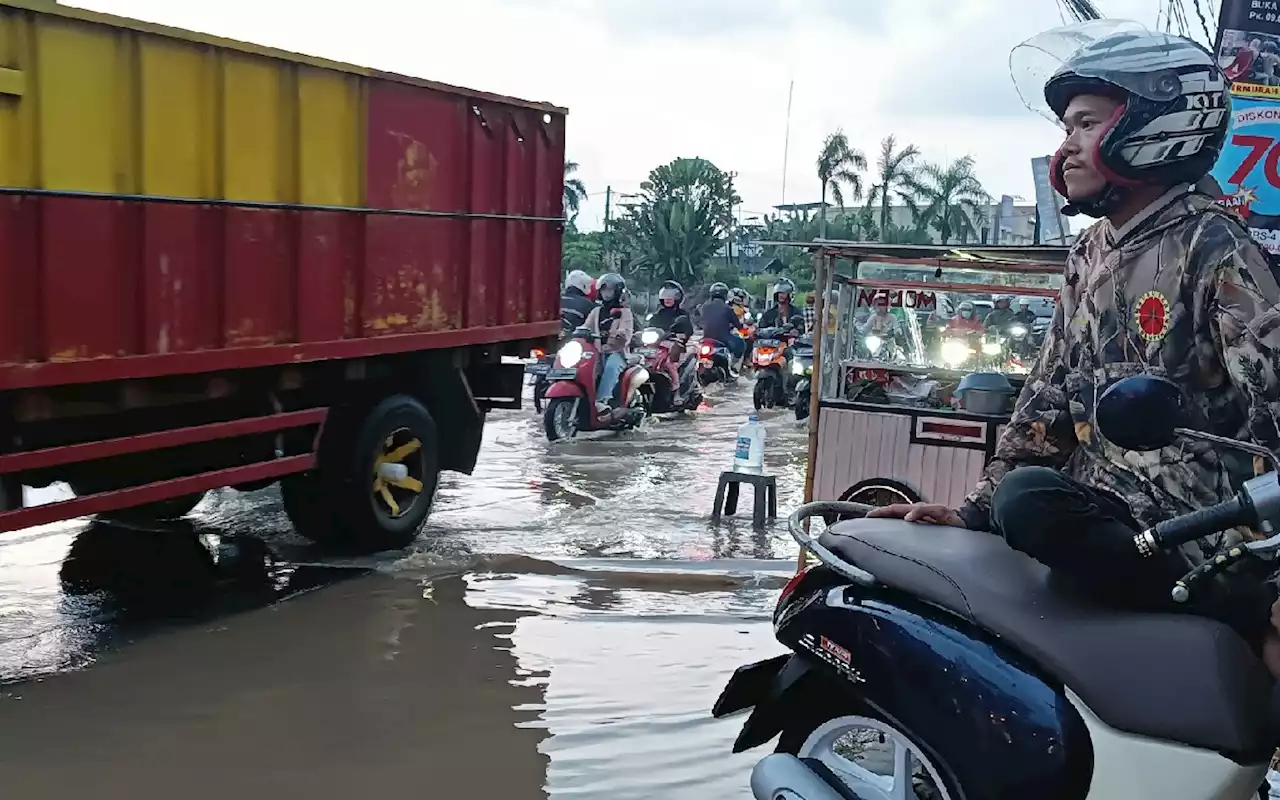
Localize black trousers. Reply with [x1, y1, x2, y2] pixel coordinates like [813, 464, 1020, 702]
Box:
[989, 466, 1275, 648]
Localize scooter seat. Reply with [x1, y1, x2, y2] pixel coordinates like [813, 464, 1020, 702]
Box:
[819, 519, 1274, 758]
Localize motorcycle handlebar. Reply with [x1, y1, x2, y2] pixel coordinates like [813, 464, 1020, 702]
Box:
[1135, 494, 1256, 556]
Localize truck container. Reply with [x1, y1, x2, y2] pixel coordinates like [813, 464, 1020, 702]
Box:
[0, 0, 565, 550]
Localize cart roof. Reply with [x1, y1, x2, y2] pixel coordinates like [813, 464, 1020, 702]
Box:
[755, 240, 1070, 271]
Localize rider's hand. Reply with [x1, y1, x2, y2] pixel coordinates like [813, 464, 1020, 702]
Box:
[865, 502, 965, 527]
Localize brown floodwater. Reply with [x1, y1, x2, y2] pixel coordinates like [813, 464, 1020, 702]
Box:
[0, 383, 809, 798]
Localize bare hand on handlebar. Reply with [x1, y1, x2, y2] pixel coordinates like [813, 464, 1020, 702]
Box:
[865, 502, 966, 527]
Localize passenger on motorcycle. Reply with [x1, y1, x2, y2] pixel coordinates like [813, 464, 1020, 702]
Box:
[757, 278, 805, 331]
[700, 282, 745, 360]
[584, 273, 634, 413]
[944, 302, 986, 334]
[647, 280, 695, 342]
[869, 27, 1280, 675]
[560, 270, 597, 334]
[730, 287, 751, 323]
[982, 296, 1018, 330]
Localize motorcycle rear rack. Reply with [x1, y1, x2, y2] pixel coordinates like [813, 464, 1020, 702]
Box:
[786, 501, 879, 587]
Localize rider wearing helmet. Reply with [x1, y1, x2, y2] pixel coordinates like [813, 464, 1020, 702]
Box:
[1012, 298, 1037, 327]
[561, 270, 597, 333]
[648, 280, 694, 340]
[584, 273, 635, 412]
[757, 278, 805, 331]
[945, 301, 985, 334]
[729, 287, 751, 323]
[700, 281, 745, 360]
[868, 23, 1280, 669]
[982, 296, 1017, 330]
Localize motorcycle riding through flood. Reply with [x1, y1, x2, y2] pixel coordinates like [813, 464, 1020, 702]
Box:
[715, 22, 1280, 800]
[753, 278, 807, 411]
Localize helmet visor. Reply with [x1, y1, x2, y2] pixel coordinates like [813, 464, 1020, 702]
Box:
[658, 286, 680, 303]
[1010, 19, 1151, 127]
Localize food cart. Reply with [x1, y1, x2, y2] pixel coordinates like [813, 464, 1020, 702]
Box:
[798, 241, 1069, 509]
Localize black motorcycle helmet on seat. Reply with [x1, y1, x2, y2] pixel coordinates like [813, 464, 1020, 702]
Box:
[1013, 21, 1229, 218]
[658, 280, 684, 309]
[772, 277, 796, 305]
[708, 282, 730, 301]
[596, 273, 626, 309]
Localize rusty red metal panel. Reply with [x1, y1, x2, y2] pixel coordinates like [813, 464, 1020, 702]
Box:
[365, 81, 466, 213]
[41, 197, 142, 361]
[296, 210, 363, 344]
[0, 195, 41, 364]
[142, 203, 222, 354]
[222, 207, 296, 348]
[362, 216, 460, 336]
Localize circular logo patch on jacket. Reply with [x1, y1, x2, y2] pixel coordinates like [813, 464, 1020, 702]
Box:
[1135, 291, 1171, 342]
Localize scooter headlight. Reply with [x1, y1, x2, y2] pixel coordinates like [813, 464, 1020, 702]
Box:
[981, 341, 1003, 356]
[940, 339, 971, 367]
[641, 329, 661, 346]
[791, 361, 805, 375]
[558, 340, 584, 368]
[864, 335, 883, 354]
[1008, 325, 1028, 338]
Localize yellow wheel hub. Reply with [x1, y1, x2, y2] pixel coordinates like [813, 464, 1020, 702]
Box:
[372, 433, 423, 518]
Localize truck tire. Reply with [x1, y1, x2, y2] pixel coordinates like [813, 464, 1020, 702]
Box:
[283, 394, 439, 552]
[67, 478, 205, 523]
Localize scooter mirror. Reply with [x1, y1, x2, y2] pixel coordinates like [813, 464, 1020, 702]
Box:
[1096, 375, 1184, 451]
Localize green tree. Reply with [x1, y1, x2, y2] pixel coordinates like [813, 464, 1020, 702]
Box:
[915, 156, 991, 244]
[563, 161, 587, 216]
[815, 130, 866, 239]
[561, 218, 604, 278]
[865, 136, 921, 241]
[611, 157, 740, 286]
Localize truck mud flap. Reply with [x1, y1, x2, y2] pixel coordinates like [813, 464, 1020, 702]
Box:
[466, 362, 524, 411]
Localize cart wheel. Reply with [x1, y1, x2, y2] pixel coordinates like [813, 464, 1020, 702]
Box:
[823, 479, 921, 525]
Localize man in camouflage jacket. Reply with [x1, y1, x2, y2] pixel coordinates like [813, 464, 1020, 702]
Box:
[870, 29, 1280, 666]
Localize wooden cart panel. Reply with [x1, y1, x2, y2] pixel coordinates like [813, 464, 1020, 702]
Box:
[813, 402, 1008, 509]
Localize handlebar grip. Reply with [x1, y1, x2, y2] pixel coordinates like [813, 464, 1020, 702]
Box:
[1134, 495, 1254, 556]
[1170, 545, 1254, 603]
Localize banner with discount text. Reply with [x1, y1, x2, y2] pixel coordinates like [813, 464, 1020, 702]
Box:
[1213, 0, 1280, 254]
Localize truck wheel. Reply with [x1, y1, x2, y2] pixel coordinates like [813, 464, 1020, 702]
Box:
[101, 493, 206, 524]
[283, 395, 439, 553]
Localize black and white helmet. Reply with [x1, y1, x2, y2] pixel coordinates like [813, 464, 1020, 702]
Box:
[1012, 21, 1229, 210]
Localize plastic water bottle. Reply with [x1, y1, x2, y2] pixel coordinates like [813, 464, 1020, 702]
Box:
[734, 414, 766, 473]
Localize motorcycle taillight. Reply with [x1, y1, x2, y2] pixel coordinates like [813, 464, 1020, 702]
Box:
[531, 348, 545, 359]
[777, 566, 813, 610]
[700, 345, 712, 355]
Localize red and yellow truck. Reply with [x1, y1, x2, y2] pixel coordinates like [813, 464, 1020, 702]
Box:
[0, 0, 565, 549]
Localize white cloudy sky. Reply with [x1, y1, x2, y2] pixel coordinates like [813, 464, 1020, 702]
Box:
[78, 0, 1198, 229]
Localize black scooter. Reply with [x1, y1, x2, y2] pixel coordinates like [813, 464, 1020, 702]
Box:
[791, 334, 815, 421]
[714, 374, 1280, 799]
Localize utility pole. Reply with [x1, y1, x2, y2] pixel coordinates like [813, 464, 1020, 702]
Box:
[781, 80, 794, 207]
[602, 185, 613, 272]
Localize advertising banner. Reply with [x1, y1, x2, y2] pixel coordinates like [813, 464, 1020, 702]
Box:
[1212, 0, 1280, 254]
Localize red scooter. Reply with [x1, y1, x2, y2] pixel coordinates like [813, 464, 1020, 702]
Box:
[543, 327, 651, 441]
[635, 327, 701, 414]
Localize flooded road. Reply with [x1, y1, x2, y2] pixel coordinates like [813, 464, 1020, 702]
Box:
[0, 384, 809, 798]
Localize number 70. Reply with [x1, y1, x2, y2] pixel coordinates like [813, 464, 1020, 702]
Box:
[1227, 134, 1280, 187]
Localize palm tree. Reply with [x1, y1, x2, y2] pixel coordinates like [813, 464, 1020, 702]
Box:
[563, 161, 587, 217]
[815, 130, 867, 239]
[865, 136, 921, 240]
[915, 156, 991, 244]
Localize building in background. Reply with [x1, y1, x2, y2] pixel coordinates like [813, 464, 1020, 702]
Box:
[1031, 155, 1072, 245]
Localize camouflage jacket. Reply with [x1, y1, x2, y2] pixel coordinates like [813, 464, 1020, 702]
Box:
[959, 190, 1280, 568]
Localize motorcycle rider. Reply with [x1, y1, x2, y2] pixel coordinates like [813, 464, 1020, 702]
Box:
[982, 295, 1018, 330]
[1012, 298, 1038, 327]
[729, 287, 751, 323]
[757, 277, 805, 331]
[700, 281, 745, 362]
[584, 273, 635, 413]
[560, 270, 597, 333]
[868, 26, 1280, 676]
[647, 280, 695, 342]
[944, 301, 986, 334]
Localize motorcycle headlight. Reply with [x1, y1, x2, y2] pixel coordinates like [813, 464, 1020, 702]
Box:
[558, 340, 584, 368]
[981, 341, 1003, 356]
[791, 361, 804, 375]
[641, 329, 661, 346]
[864, 335, 883, 354]
[940, 339, 971, 366]
[1009, 325, 1028, 338]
